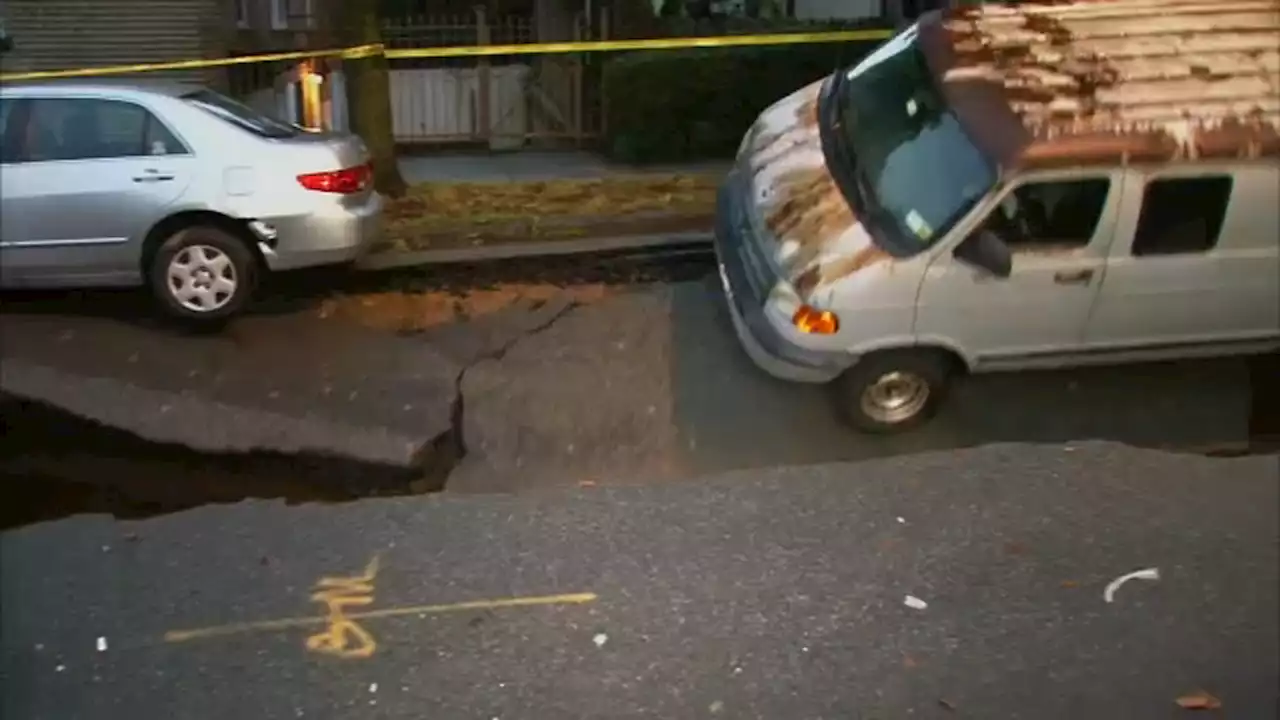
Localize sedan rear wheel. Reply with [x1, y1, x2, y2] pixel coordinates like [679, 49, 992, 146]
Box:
[149, 226, 257, 323]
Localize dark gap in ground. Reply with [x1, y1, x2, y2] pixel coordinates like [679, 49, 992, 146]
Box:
[2, 351, 1275, 531]
[2, 247, 1275, 529]
[0, 246, 711, 531]
[0, 394, 460, 531]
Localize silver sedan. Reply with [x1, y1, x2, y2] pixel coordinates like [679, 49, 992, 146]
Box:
[0, 81, 383, 322]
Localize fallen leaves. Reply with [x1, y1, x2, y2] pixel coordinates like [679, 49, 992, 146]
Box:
[1175, 690, 1222, 710]
[380, 173, 719, 252]
[391, 173, 717, 222]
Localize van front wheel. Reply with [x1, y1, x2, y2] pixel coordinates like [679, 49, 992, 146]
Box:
[833, 351, 952, 434]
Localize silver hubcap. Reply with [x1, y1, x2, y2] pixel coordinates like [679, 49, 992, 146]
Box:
[860, 371, 931, 425]
[167, 245, 238, 313]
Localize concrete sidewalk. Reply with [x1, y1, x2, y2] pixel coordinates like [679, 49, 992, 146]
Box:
[398, 150, 730, 185]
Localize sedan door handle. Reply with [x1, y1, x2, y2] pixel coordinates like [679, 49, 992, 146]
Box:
[131, 169, 174, 181]
[1053, 268, 1095, 285]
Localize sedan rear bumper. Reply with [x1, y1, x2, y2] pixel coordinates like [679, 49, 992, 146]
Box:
[260, 192, 384, 271]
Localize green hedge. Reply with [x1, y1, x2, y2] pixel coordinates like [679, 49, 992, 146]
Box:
[602, 22, 890, 164]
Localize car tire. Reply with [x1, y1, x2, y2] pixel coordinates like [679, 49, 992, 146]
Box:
[832, 350, 954, 434]
[149, 225, 257, 324]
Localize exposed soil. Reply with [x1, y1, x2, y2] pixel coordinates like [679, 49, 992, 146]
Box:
[317, 282, 615, 333]
[375, 212, 714, 254]
[380, 173, 719, 253]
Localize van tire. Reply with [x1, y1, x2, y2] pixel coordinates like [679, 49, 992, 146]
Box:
[148, 225, 257, 325]
[832, 350, 952, 434]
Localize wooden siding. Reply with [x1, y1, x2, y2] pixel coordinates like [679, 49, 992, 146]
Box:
[0, 0, 228, 79]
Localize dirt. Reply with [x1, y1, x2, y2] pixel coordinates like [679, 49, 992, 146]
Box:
[317, 282, 615, 333]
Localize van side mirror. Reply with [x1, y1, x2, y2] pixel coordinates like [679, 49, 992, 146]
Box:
[953, 229, 1012, 278]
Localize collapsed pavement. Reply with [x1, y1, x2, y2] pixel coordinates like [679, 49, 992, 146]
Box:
[0, 287, 607, 518]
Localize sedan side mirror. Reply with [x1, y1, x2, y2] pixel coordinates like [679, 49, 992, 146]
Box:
[953, 229, 1012, 279]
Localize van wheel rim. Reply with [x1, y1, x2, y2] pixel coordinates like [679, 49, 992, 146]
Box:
[860, 371, 930, 425]
[167, 245, 238, 313]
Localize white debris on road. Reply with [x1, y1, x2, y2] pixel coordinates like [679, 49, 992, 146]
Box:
[592, 632, 608, 648]
[1103, 567, 1160, 603]
[903, 595, 928, 610]
[96, 637, 108, 652]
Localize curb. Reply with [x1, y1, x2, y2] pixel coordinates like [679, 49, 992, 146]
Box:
[357, 230, 714, 271]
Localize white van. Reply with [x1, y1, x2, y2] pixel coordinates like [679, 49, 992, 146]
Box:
[714, 0, 1280, 433]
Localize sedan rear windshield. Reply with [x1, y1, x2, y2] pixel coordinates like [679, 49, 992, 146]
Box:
[183, 89, 299, 139]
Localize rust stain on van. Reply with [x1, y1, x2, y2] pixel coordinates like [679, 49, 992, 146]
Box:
[796, 95, 820, 129]
[794, 245, 891, 297]
[764, 167, 857, 272]
[748, 81, 824, 176]
[929, 0, 1280, 168]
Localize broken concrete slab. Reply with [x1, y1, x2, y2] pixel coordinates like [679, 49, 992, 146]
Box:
[1, 360, 432, 468]
[0, 311, 461, 469]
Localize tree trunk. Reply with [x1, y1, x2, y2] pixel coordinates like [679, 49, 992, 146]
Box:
[335, 0, 407, 197]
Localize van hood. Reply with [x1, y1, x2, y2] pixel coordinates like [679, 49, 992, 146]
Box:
[741, 77, 889, 300]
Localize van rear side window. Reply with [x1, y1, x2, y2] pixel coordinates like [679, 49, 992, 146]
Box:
[1131, 176, 1233, 256]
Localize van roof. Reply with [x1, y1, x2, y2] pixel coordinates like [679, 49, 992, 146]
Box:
[919, 0, 1280, 171]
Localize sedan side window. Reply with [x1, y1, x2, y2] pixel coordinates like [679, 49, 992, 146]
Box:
[23, 98, 185, 162]
[143, 113, 188, 155]
[983, 178, 1112, 252]
[0, 98, 15, 163]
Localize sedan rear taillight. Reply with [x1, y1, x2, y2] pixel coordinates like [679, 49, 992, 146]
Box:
[297, 163, 371, 194]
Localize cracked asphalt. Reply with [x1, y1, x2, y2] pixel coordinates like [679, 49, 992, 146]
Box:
[0, 260, 1269, 494]
[3, 258, 1278, 718]
[2, 444, 1277, 719]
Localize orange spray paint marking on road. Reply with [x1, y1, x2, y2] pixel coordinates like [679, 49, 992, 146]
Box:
[163, 590, 598, 649]
[304, 555, 381, 659]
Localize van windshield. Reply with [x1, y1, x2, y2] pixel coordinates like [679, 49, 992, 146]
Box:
[183, 89, 299, 139]
[831, 24, 996, 253]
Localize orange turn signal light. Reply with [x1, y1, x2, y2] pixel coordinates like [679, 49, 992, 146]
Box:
[792, 304, 839, 334]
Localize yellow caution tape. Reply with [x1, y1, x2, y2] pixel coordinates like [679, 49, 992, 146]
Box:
[0, 43, 385, 82]
[0, 29, 891, 83]
[384, 29, 893, 59]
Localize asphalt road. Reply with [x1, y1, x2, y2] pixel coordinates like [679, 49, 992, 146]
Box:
[0, 262, 1266, 497]
[441, 277, 1259, 492]
[3, 445, 1277, 719]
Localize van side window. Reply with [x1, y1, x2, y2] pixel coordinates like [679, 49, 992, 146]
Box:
[984, 178, 1111, 250]
[1131, 176, 1232, 256]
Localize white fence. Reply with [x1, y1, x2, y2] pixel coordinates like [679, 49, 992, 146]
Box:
[388, 65, 530, 150]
